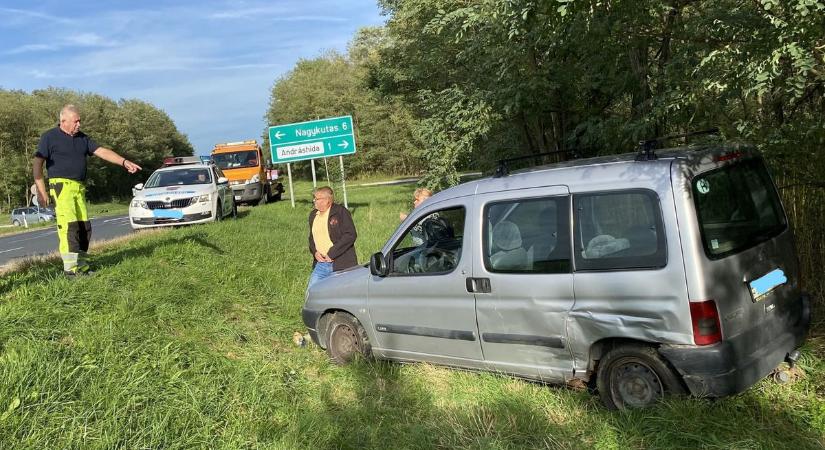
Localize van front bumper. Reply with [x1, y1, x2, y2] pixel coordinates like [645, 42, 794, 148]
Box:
[302, 308, 323, 346]
[659, 293, 811, 397]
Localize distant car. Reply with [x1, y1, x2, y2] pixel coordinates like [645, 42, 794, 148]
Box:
[129, 157, 236, 230]
[10, 206, 55, 226]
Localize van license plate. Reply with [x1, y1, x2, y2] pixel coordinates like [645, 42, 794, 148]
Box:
[748, 268, 786, 302]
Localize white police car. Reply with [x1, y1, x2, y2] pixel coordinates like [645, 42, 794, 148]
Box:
[129, 156, 236, 230]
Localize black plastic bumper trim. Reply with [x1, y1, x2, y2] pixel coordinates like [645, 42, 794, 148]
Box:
[482, 333, 565, 349]
[375, 324, 476, 341]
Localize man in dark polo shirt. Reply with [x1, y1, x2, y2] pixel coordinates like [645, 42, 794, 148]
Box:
[33, 104, 142, 277]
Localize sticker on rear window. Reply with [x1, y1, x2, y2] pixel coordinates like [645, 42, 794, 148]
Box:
[697, 179, 710, 194]
[749, 268, 787, 302]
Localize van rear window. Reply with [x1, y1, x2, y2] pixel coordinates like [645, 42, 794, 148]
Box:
[692, 158, 786, 259]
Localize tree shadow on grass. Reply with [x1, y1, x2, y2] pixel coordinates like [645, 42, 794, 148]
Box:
[283, 357, 824, 449]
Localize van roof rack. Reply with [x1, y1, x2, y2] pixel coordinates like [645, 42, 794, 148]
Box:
[636, 128, 720, 161]
[493, 149, 577, 178]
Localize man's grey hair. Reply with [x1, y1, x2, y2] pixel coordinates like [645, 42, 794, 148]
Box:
[314, 186, 334, 200]
[59, 104, 80, 120]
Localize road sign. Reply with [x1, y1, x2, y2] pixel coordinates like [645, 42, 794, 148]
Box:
[268, 116, 356, 164]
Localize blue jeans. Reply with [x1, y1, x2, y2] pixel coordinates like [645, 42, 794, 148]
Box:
[308, 262, 334, 290]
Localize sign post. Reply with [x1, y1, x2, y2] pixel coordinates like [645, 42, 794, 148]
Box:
[268, 116, 356, 207]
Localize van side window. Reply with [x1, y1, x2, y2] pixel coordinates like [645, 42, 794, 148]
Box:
[483, 196, 571, 274]
[390, 207, 465, 275]
[573, 190, 666, 270]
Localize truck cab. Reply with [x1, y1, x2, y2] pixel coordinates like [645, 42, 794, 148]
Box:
[210, 140, 283, 205]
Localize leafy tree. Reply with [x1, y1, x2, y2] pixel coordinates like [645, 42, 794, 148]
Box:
[0, 88, 194, 210]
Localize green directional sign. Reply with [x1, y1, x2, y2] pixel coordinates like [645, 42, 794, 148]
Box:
[268, 116, 356, 164]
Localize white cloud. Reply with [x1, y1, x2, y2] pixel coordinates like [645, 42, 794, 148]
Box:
[65, 33, 117, 48]
[209, 8, 348, 21]
[5, 44, 55, 55]
[0, 0, 385, 154]
[0, 7, 76, 26]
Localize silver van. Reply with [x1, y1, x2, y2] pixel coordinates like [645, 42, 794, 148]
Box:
[302, 144, 810, 409]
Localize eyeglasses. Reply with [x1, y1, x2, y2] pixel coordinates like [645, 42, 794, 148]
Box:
[313, 197, 330, 202]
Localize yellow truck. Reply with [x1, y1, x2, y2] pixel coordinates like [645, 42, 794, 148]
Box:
[210, 140, 284, 205]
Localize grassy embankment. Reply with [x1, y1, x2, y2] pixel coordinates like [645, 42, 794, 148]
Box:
[0, 181, 823, 449]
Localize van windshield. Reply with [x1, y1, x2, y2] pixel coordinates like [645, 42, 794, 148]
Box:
[692, 158, 786, 258]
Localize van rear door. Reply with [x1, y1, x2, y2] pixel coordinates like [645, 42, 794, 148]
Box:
[688, 156, 804, 343]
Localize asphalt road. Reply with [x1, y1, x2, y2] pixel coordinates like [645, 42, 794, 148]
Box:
[0, 214, 132, 267]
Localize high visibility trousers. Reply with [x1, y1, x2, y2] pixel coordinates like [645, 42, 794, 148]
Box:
[49, 178, 92, 273]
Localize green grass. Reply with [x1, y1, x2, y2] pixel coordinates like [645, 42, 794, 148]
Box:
[1, 181, 823, 449]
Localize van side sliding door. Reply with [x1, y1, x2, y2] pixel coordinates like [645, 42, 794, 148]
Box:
[472, 186, 575, 382]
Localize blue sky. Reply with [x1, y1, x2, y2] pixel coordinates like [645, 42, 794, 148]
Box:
[0, 0, 385, 155]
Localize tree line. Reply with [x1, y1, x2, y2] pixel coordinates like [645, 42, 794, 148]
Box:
[266, 0, 823, 190]
[265, 0, 823, 313]
[0, 88, 193, 211]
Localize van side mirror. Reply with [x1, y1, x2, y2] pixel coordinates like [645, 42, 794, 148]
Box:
[370, 252, 389, 277]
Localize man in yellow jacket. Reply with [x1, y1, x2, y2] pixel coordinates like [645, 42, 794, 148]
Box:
[33, 104, 142, 277]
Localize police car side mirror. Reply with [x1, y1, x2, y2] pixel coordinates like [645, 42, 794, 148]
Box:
[134, 183, 144, 191]
[370, 252, 389, 277]
[217, 177, 229, 185]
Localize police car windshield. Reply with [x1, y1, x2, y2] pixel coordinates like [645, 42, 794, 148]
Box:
[145, 168, 212, 188]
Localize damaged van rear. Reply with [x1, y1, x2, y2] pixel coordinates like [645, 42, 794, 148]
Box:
[302, 144, 810, 409]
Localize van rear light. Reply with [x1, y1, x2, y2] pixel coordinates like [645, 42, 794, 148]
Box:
[713, 151, 744, 162]
[689, 300, 722, 345]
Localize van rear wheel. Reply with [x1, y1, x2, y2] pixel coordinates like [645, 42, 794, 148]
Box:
[325, 312, 371, 365]
[597, 344, 685, 410]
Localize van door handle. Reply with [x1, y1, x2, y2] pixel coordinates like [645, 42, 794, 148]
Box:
[466, 277, 491, 293]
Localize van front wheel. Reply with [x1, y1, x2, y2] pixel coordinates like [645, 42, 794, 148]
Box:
[325, 312, 371, 365]
[597, 344, 685, 410]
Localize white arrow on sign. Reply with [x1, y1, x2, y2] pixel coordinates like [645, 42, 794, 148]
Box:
[274, 131, 285, 139]
[337, 140, 349, 149]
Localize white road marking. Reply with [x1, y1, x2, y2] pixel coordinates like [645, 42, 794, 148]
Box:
[0, 247, 24, 254]
[6, 231, 57, 244]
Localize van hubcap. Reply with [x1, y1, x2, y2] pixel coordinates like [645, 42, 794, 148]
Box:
[613, 361, 662, 407]
[331, 324, 357, 359]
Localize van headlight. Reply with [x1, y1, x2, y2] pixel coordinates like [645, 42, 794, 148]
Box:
[196, 194, 211, 203]
[131, 199, 148, 208]
[246, 174, 260, 184]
